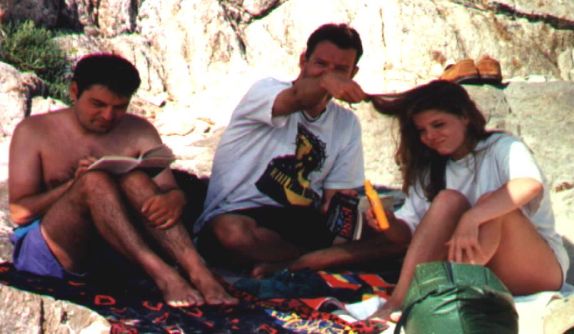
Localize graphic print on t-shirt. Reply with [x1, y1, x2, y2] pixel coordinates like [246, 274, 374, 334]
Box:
[256, 124, 326, 207]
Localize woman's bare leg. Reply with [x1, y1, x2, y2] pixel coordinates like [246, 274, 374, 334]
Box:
[373, 190, 470, 318]
[486, 210, 562, 294]
[373, 192, 562, 320]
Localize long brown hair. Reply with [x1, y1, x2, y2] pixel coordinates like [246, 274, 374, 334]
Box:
[370, 80, 490, 200]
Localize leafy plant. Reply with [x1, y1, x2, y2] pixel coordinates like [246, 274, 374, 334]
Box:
[0, 20, 70, 104]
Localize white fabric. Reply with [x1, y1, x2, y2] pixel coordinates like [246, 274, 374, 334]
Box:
[394, 132, 569, 280]
[195, 77, 364, 234]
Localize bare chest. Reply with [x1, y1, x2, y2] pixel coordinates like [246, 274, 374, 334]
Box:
[41, 132, 137, 188]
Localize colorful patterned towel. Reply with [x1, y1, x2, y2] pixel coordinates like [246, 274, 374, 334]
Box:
[0, 262, 393, 333]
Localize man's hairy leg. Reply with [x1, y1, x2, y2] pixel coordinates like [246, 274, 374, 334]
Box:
[41, 171, 204, 307]
[119, 171, 237, 306]
[209, 213, 304, 267]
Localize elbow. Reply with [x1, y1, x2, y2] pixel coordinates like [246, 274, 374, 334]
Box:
[532, 181, 544, 196]
[526, 180, 544, 200]
[9, 203, 37, 226]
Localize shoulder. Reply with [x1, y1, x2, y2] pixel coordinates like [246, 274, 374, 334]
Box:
[479, 132, 536, 165]
[478, 131, 522, 152]
[233, 77, 292, 120]
[12, 109, 67, 138]
[111, 114, 162, 146]
[119, 114, 157, 132]
[243, 77, 291, 100]
[251, 77, 290, 90]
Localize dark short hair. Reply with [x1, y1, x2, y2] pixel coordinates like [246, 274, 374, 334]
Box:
[305, 23, 363, 65]
[72, 53, 141, 98]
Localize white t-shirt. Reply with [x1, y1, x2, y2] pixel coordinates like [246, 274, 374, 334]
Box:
[395, 132, 569, 279]
[194, 77, 365, 234]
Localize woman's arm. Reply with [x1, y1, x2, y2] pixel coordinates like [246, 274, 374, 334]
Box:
[462, 177, 543, 227]
[447, 177, 543, 263]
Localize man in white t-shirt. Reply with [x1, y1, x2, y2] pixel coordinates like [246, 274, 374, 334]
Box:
[195, 23, 405, 276]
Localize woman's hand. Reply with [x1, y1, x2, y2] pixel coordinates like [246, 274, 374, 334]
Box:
[365, 206, 412, 245]
[446, 215, 487, 265]
[141, 190, 185, 229]
[365, 207, 384, 232]
[365, 205, 396, 232]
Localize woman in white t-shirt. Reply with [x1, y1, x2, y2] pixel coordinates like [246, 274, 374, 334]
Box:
[367, 80, 568, 318]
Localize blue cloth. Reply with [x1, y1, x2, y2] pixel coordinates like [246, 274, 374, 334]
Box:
[234, 269, 358, 300]
[11, 220, 83, 280]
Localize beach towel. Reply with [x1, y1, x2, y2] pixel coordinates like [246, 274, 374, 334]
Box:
[0, 262, 393, 333]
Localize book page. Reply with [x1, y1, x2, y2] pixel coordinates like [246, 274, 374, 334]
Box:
[88, 156, 141, 174]
[87, 144, 175, 175]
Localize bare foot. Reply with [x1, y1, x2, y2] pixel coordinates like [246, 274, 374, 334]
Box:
[390, 310, 402, 323]
[250, 261, 289, 278]
[155, 270, 205, 308]
[370, 299, 400, 321]
[188, 266, 238, 306]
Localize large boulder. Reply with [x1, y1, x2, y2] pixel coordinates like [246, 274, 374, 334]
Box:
[0, 62, 45, 137]
[0, 284, 110, 333]
[10, 0, 567, 128]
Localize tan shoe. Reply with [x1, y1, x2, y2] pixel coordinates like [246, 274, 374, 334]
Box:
[439, 59, 480, 83]
[476, 55, 502, 83]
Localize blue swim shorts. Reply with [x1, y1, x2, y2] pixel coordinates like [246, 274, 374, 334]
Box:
[10, 220, 84, 280]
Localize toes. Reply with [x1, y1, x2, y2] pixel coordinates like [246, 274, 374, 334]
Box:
[204, 291, 239, 306]
[223, 296, 239, 305]
[166, 292, 205, 308]
[191, 293, 205, 307]
[206, 296, 223, 305]
[390, 311, 402, 323]
[167, 299, 192, 308]
[213, 294, 238, 306]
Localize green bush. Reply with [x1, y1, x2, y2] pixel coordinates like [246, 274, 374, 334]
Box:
[0, 20, 70, 104]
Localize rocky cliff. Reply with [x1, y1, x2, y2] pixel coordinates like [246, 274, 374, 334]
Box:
[0, 0, 573, 331]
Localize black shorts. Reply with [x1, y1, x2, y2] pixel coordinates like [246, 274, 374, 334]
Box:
[199, 205, 335, 255]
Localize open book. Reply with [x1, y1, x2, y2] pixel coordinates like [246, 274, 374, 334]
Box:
[88, 144, 175, 176]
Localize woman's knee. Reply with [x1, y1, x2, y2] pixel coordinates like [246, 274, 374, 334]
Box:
[432, 189, 470, 211]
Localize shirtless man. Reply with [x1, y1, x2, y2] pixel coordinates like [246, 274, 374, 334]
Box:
[195, 23, 406, 277]
[8, 54, 237, 307]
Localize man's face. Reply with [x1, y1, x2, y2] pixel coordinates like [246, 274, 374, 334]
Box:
[71, 83, 131, 133]
[299, 41, 358, 79]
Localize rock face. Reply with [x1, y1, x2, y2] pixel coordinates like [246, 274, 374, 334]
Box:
[0, 0, 573, 331]
[0, 62, 46, 137]
[2, 0, 574, 131]
[0, 284, 110, 333]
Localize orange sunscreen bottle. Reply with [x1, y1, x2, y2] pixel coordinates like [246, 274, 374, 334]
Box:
[364, 180, 390, 230]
